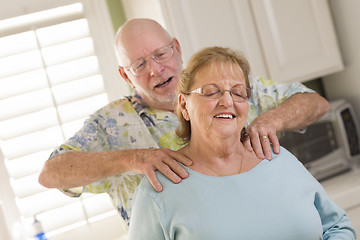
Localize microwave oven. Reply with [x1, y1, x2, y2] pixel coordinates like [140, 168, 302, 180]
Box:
[279, 99, 360, 181]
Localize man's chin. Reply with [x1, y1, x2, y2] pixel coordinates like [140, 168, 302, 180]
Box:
[153, 85, 177, 102]
[153, 94, 177, 111]
[139, 88, 176, 110]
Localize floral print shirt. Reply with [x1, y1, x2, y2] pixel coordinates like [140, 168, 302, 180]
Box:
[49, 76, 314, 227]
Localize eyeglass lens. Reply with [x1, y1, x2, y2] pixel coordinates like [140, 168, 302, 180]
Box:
[130, 44, 174, 76]
[202, 85, 250, 101]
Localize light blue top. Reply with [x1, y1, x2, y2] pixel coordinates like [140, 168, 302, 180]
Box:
[128, 147, 356, 240]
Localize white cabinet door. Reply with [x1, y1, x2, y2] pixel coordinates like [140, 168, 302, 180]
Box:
[251, 0, 343, 83]
[160, 0, 268, 78]
[121, 0, 343, 83]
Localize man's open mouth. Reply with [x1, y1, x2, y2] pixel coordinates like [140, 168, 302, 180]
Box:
[154, 77, 172, 88]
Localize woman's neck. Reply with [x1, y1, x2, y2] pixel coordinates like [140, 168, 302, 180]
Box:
[181, 136, 247, 176]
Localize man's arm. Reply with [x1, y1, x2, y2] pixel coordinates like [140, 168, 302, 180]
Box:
[243, 92, 329, 159]
[38, 148, 192, 192]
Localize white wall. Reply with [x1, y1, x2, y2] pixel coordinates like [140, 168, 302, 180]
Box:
[322, 0, 360, 121]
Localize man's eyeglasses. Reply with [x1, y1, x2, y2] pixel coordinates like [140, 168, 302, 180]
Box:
[187, 84, 251, 102]
[125, 40, 175, 76]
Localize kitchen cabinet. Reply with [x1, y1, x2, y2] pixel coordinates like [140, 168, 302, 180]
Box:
[250, 0, 344, 83]
[121, 0, 343, 83]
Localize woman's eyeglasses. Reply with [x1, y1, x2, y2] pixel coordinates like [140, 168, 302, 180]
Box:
[187, 84, 251, 102]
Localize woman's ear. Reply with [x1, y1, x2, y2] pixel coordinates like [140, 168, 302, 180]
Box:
[118, 66, 135, 89]
[178, 93, 190, 121]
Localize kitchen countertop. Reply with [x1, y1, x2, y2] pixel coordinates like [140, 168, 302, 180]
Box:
[320, 161, 360, 235]
[321, 161, 360, 210]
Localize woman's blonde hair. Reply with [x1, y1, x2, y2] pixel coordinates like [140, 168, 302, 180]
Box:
[176, 46, 251, 144]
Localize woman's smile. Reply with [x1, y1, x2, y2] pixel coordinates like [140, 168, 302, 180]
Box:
[213, 112, 236, 119]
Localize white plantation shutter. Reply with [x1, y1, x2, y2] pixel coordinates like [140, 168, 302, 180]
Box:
[0, 2, 129, 240]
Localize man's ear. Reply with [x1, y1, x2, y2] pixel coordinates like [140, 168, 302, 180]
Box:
[118, 66, 135, 88]
[178, 93, 190, 121]
[173, 37, 183, 63]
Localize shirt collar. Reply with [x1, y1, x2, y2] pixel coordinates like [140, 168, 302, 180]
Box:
[130, 91, 148, 115]
[130, 91, 176, 121]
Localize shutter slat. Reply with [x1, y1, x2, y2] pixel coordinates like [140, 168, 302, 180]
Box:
[47, 56, 100, 85]
[0, 31, 38, 58]
[0, 108, 58, 140]
[0, 50, 44, 78]
[6, 150, 49, 179]
[0, 88, 54, 121]
[36, 19, 90, 48]
[0, 4, 84, 38]
[0, 69, 48, 100]
[52, 75, 105, 105]
[2, 126, 64, 160]
[41, 37, 95, 66]
[57, 93, 108, 123]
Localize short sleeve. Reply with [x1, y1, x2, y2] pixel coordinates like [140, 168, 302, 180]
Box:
[47, 113, 110, 197]
[248, 76, 315, 124]
[48, 112, 110, 158]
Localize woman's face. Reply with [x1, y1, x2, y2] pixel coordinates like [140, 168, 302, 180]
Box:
[180, 63, 249, 141]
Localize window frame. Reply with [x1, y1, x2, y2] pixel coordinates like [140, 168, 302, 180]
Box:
[0, 0, 129, 239]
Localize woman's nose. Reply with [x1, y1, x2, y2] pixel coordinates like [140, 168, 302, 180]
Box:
[218, 90, 234, 107]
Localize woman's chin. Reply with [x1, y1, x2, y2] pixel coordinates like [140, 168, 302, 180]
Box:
[213, 130, 241, 140]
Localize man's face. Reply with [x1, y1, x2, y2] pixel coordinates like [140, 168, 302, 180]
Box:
[119, 36, 183, 112]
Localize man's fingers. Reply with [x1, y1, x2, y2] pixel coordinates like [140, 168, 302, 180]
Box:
[246, 122, 281, 160]
[164, 159, 189, 179]
[241, 130, 253, 152]
[146, 162, 186, 192]
[260, 136, 272, 160]
[269, 133, 280, 154]
[243, 138, 253, 152]
[138, 148, 192, 192]
[250, 134, 265, 159]
[160, 150, 190, 178]
[170, 151, 193, 167]
[156, 163, 182, 184]
[145, 169, 163, 192]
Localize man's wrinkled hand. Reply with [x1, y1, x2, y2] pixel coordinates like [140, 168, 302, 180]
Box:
[131, 148, 192, 192]
[241, 120, 280, 160]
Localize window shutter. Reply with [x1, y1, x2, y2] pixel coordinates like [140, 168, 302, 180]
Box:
[0, 3, 128, 240]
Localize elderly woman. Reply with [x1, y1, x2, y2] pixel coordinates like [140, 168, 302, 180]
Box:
[128, 47, 356, 240]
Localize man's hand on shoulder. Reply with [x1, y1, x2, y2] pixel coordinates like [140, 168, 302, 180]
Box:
[241, 118, 280, 160]
[130, 148, 192, 192]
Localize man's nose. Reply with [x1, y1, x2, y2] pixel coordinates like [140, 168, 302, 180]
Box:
[149, 58, 164, 76]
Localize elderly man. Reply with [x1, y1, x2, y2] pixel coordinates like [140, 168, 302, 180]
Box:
[39, 18, 329, 226]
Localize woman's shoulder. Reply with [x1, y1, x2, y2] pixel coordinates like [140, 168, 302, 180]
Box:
[273, 146, 300, 163]
[272, 146, 317, 180]
[136, 170, 180, 200]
